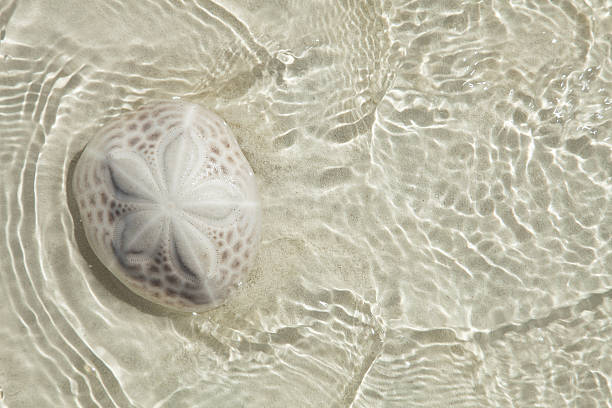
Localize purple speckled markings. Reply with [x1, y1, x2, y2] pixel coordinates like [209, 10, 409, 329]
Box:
[73, 101, 261, 312]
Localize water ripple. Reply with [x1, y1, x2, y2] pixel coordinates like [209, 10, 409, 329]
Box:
[0, 0, 610, 406]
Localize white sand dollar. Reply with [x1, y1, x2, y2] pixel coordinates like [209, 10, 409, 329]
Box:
[73, 101, 261, 312]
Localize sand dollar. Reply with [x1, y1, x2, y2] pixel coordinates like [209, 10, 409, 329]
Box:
[72, 100, 261, 312]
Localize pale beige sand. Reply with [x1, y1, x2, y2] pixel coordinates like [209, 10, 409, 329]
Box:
[0, 1, 610, 407]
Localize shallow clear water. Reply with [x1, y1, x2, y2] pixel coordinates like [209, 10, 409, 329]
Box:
[0, 0, 611, 407]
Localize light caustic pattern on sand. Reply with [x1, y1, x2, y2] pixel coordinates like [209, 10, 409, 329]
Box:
[0, 0, 611, 407]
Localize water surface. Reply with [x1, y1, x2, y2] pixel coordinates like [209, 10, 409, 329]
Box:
[0, 0, 611, 407]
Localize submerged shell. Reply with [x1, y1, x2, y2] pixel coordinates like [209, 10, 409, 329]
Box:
[72, 100, 261, 312]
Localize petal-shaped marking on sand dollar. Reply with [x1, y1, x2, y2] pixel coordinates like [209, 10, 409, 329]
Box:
[162, 130, 204, 196]
[180, 179, 243, 226]
[115, 210, 165, 258]
[108, 150, 160, 202]
[171, 218, 216, 286]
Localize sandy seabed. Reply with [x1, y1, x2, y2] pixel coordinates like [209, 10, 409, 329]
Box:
[0, 1, 610, 407]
